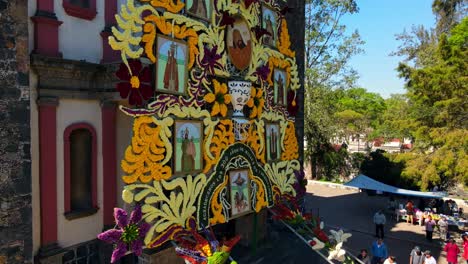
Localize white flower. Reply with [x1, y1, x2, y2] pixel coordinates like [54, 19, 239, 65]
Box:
[328, 242, 347, 262]
[308, 238, 325, 250]
[329, 229, 352, 244]
[320, 221, 324, 229]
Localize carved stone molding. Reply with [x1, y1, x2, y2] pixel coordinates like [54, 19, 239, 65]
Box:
[30, 54, 120, 100]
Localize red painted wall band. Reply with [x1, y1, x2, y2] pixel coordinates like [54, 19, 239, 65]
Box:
[38, 99, 59, 245]
[101, 103, 117, 226]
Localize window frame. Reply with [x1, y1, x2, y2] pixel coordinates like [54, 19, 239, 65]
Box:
[62, 0, 97, 20]
[64, 123, 99, 220]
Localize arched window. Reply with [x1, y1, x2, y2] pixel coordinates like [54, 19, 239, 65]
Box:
[64, 123, 98, 219]
[62, 0, 97, 20]
[69, 0, 90, 8]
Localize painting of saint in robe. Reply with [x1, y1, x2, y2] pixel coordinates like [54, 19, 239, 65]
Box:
[274, 69, 287, 105]
[229, 170, 250, 217]
[266, 124, 280, 161]
[227, 18, 252, 70]
[163, 42, 179, 91]
[156, 36, 187, 94]
[181, 128, 196, 172]
[174, 121, 202, 173]
[262, 6, 277, 46]
[187, 0, 208, 20]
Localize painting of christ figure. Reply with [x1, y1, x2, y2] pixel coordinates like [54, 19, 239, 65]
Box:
[226, 17, 252, 70]
[262, 5, 277, 47]
[156, 36, 187, 95]
[274, 69, 287, 105]
[186, 0, 211, 21]
[266, 123, 281, 162]
[229, 169, 251, 218]
[174, 120, 203, 174]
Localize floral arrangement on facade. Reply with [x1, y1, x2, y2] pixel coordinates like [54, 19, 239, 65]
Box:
[97, 205, 150, 263]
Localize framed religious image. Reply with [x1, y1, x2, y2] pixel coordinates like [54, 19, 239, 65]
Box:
[155, 35, 188, 95]
[265, 123, 281, 162]
[261, 5, 278, 47]
[229, 169, 251, 218]
[226, 17, 252, 71]
[173, 120, 204, 174]
[273, 68, 287, 105]
[185, 0, 211, 21]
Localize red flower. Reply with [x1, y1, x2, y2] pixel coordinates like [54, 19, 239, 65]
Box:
[308, 240, 317, 247]
[116, 59, 152, 106]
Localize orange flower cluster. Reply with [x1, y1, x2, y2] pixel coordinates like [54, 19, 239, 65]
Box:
[278, 19, 295, 57]
[243, 121, 265, 163]
[121, 116, 172, 183]
[203, 120, 235, 173]
[139, 0, 185, 13]
[281, 122, 299, 161]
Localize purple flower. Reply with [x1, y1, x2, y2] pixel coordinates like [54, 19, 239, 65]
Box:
[255, 65, 270, 82]
[114, 208, 128, 228]
[97, 205, 149, 263]
[130, 204, 142, 224]
[111, 243, 127, 263]
[201, 46, 222, 75]
[98, 229, 123, 243]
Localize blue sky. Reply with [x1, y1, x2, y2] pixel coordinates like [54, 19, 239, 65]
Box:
[341, 0, 436, 98]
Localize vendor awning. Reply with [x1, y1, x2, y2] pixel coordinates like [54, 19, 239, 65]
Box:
[344, 174, 447, 199]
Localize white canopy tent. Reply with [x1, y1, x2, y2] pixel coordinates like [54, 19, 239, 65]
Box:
[344, 174, 447, 199]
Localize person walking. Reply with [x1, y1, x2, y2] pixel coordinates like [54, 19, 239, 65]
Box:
[371, 238, 388, 264]
[438, 216, 449, 241]
[462, 234, 468, 264]
[406, 200, 414, 224]
[383, 256, 396, 264]
[425, 216, 436, 242]
[444, 238, 460, 264]
[357, 249, 371, 264]
[423, 250, 437, 264]
[374, 210, 386, 239]
[409, 246, 424, 264]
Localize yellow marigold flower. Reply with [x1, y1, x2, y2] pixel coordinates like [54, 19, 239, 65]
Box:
[204, 80, 231, 117]
[247, 87, 264, 118]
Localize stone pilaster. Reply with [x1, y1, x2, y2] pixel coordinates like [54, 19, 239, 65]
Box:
[0, 0, 32, 263]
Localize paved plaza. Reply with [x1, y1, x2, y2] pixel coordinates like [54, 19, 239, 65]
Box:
[305, 183, 466, 264]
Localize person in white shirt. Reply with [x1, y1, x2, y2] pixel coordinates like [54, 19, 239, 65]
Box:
[423, 250, 437, 264]
[383, 256, 396, 264]
[373, 210, 386, 239]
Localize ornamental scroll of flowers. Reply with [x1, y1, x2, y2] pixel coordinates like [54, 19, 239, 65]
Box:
[104, 0, 303, 256]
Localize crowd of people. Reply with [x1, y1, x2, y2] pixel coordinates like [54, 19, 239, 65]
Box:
[356, 237, 468, 264]
[364, 197, 468, 264]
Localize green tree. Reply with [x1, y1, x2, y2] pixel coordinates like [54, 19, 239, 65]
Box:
[395, 16, 468, 189]
[304, 0, 364, 179]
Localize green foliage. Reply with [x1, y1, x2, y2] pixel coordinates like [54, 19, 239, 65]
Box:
[304, 0, 364, 180]
[373, 94, 416, 140]
[391, 8, 468, 190]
